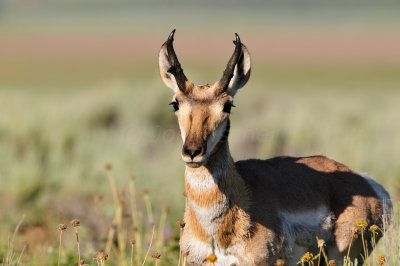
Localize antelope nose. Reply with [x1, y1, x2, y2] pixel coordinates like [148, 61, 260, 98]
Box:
[183, 146, 203, 160]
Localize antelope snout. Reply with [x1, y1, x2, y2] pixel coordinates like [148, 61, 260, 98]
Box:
[182, 140, 206, 162]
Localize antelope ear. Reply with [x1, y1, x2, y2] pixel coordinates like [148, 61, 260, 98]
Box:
[226, 44, 251, 96]
[159, 43, 180, 93]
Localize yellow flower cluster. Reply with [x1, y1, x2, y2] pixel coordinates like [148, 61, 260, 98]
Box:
[301, 252, 313, 262]
[378, 255, 386, 265]
[206, 254, 218, 263]
[355, 220, 368, 230]
[369, 224, 379, 233]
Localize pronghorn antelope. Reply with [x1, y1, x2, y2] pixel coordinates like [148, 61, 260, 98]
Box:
[158, 30, 392, 266]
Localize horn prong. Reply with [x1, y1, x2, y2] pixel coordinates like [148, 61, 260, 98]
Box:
[164, 29, 190, 92]
[218, 33, 243, 92]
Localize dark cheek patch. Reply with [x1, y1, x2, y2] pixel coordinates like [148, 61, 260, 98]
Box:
[223, 102, 233, 113]
[220, 119, 230, 142]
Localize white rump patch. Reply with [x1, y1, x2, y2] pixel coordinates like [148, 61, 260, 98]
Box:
[359, 173, 393, 221]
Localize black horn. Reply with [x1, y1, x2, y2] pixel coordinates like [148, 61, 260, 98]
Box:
[218, 33, 242, 91]
[165, 29, 189, 92]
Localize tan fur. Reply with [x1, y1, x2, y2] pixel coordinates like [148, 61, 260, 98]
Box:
[185, 179, 225, 208]
[159, 33, 392, 265]
[296, 156, 356, 173]
[185, 203, 209, 243]
[216, 205, 250, 249]
[216, 169, 251, 249]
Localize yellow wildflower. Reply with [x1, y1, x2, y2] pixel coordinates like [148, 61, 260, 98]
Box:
[369, 224, 379, 234]
[377, 255, 386, 265]
[301, 252, 313, 262]
[206, 254, 217, 263]
[355, 220, 368, 230]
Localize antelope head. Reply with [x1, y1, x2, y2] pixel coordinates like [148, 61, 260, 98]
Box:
[159, 30, 251, 167]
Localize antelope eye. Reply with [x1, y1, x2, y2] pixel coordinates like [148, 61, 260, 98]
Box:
[169, 101, 179, 112]
[223, 102, 234, 113]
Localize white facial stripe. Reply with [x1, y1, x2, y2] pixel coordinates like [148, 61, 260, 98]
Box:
[176, 101, 191, 142]
[206, 119, 228, 157]
[179, 123, 186, 142]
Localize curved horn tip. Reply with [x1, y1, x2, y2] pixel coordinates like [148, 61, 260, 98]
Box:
[168, 29, 176, 42]
[235, 33, 241, 43]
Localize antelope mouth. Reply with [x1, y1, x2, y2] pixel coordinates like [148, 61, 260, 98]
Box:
[185, 162, 204, 168]
[181, 155, 207, 168]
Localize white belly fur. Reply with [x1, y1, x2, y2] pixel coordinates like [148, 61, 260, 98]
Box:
[279, 205, 334, 259]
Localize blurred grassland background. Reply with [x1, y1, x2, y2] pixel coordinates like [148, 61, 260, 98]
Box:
[1, 0, 400, 265]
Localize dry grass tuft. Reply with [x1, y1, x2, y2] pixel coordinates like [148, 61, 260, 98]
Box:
[152, 251, 161, 266]
[1, 165, 397, 265]
[57, 223, 67, 266]
[71, 219, 81, 265]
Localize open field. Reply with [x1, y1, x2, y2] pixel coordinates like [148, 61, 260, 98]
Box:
[1, 1, 400, 265]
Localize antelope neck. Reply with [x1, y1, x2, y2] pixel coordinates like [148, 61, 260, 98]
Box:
[185, 142, 232, 192]
[184, 141, 251, 244]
